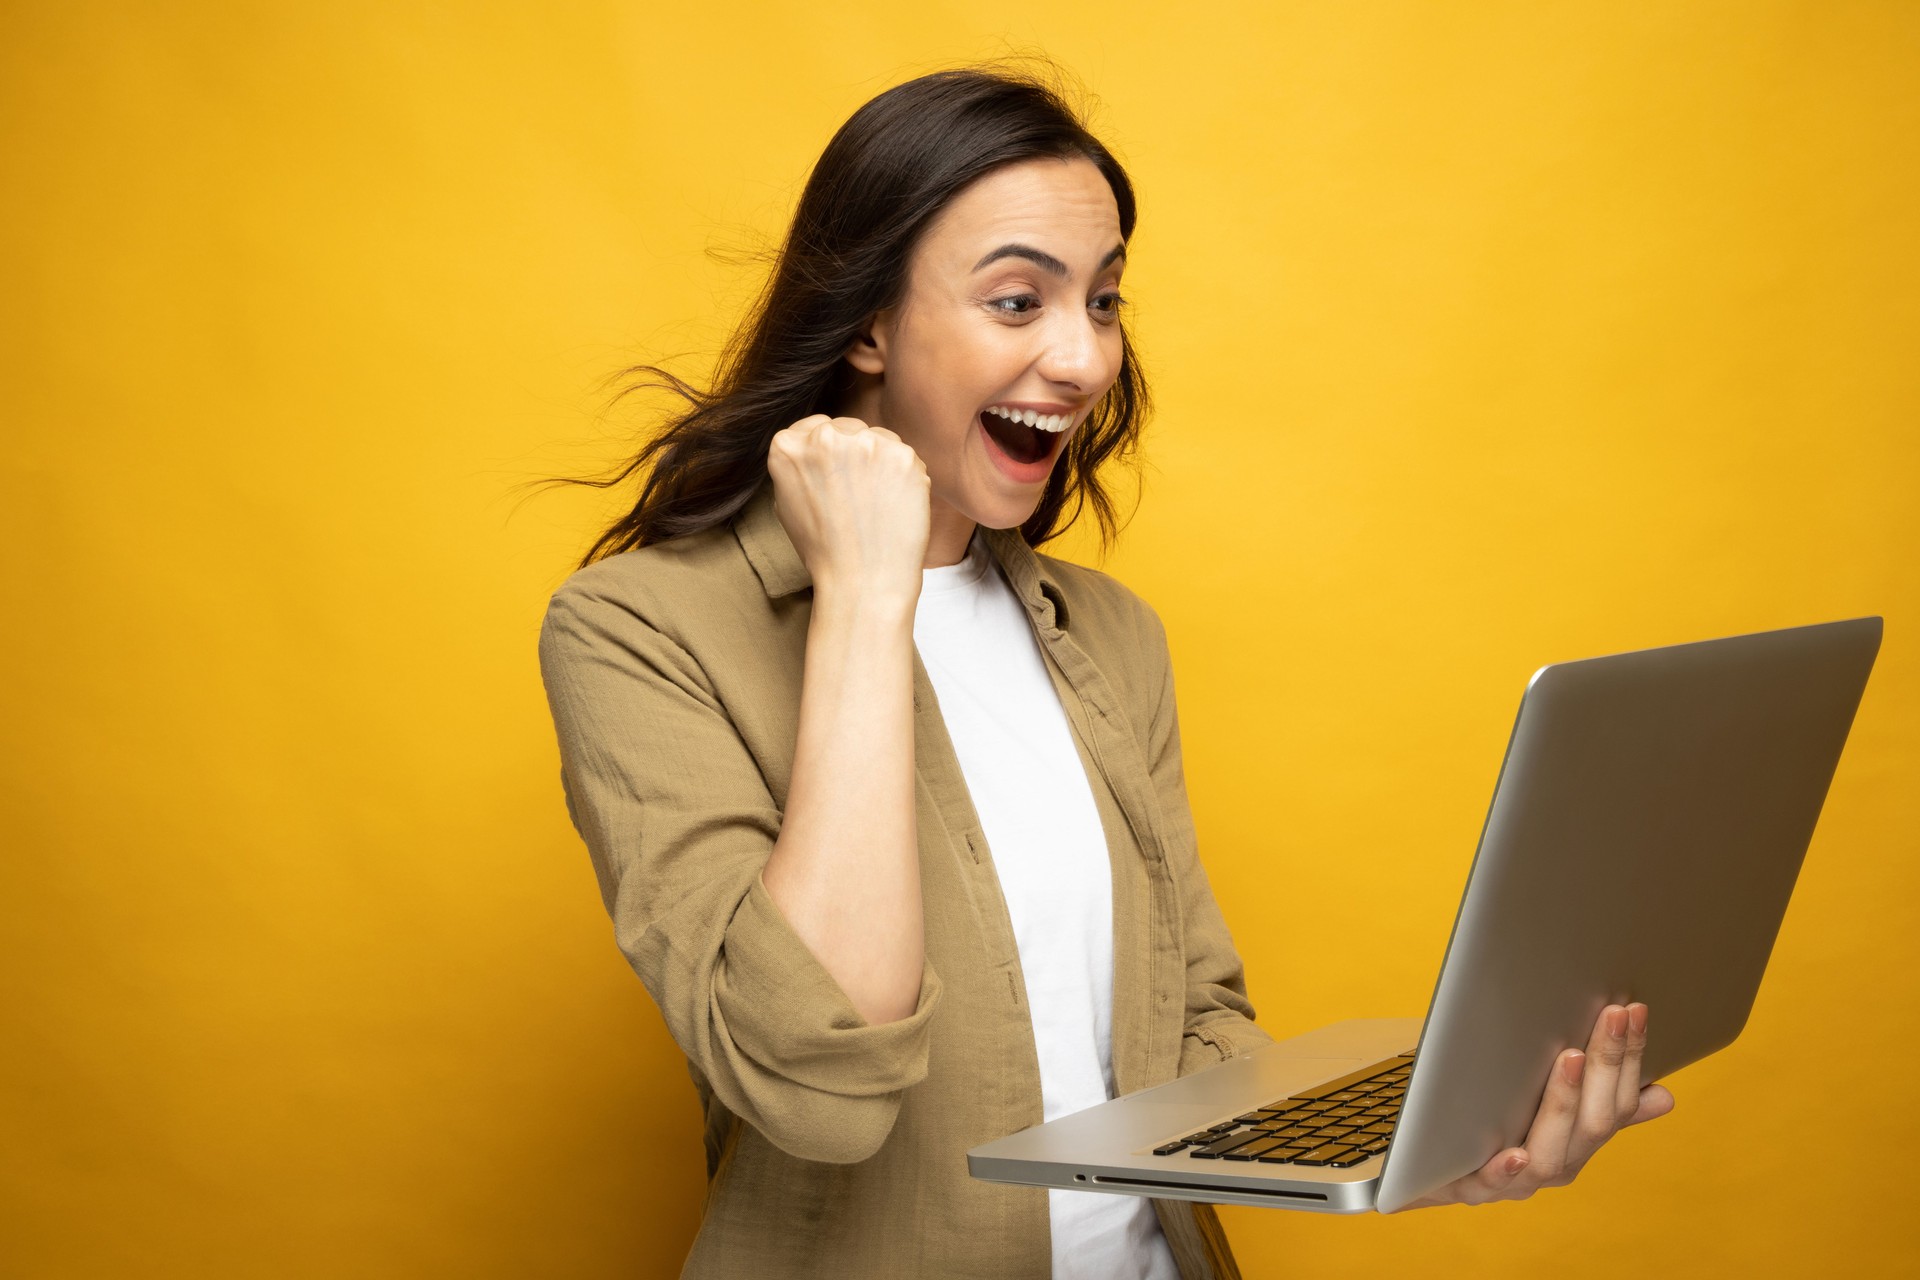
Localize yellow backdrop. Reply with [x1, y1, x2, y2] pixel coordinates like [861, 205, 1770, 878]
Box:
[4, 2, 1915, 1276]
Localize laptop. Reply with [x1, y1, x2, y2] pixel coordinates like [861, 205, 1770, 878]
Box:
[967, 616, 1883, 1214]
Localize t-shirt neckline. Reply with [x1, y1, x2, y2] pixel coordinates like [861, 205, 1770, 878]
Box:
[918, 527, 992, 596]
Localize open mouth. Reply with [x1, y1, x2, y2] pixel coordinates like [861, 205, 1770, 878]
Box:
[979, 407, 1065, 466]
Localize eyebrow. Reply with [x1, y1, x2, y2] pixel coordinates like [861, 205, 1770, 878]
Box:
[971, 242, 1127, 277]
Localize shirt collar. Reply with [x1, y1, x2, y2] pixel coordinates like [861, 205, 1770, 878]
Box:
[732, 475, 1072, 634]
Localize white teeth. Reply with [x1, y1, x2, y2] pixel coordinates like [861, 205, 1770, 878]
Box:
[984, 405, 1069, 433]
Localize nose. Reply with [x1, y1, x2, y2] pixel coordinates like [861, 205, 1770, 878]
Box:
[1036, 307, 1117, 395]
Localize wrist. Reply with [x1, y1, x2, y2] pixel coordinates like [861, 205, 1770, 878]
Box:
[810, 578, 919, 628]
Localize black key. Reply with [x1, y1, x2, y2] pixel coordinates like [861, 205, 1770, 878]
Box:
[1359, 1139, 1392, 1155]
[1222, 1137, 1289, 1162]
[1359, 1124, 1397, 1137]
[1152, 1142, 1189, 1156]
[1272, 1125, 1318, 1142]
[1180, 1132, 1216, 1144]
[1292, 1144, 1360, 1167]
[1290, 1061, 1407, 1100]
[1256, 1146, 1311, 1164]
[1207, 1122, 1242, 1133]
[1327, 1091, 1366, 1102]
[1256, 1101, 1309, 1116]
[1364, 1106, 1399, 1118]
[1326, 1106, 1366, 1118]
[1327, 1149, 1373, 1167]
[1190, 1133, 1261, 1158]
[1234, 1111, 1269, 1124]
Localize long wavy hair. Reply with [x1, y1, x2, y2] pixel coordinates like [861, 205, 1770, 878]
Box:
[570, 64, 1151, 568]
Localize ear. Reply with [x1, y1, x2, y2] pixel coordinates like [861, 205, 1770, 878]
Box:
[843, 310, 891, 375]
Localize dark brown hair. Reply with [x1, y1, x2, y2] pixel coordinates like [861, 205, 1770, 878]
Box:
[571, 64, 1151, 567]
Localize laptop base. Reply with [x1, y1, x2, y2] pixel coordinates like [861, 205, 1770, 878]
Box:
[967, 1018, 1420, 1214]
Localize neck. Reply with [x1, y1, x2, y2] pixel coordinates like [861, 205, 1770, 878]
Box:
[925, 503, 977, 570]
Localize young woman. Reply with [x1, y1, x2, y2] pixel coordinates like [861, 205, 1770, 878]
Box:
[539, 66, 1672, 1280]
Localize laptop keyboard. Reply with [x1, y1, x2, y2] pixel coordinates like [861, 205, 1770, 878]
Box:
[1149, 1051, 1415, 1169]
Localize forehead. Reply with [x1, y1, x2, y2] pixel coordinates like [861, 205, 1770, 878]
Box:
[915, 156, 1123, 272]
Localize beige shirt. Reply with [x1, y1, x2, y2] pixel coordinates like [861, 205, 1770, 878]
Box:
[538, 476, 1274, 1278]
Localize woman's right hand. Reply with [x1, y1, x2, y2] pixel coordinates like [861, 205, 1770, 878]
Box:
[767, 414, 931, 606]
[761, 414, 931, 1028]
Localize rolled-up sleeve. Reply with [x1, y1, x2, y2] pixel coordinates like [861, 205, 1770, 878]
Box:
[539, 584, 941, 1164]
[1135, 600, 1276, 1078]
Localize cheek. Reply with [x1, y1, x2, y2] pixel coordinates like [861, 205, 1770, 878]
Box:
[897, 315, 992, 392]
[1098, 330, 1127, 390]
[912, 337, 1009, 417]
[887, 358, 985, 459]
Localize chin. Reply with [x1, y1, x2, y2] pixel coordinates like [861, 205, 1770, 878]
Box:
[969, 490, 1047, 534]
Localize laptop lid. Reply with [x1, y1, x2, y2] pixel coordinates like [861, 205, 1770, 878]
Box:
[1375, 616, 1882, 1210]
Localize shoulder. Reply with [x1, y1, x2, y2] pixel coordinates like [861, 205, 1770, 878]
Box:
[1029, 546, 1168, 648]
[546, 526, 730, 612]
[540, 520, 756, 665]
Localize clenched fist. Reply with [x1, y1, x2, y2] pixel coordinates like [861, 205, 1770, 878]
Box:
[768, 414, 932, 606]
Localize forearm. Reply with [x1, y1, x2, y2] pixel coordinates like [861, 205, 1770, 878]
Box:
[761, 585, 923, 1025]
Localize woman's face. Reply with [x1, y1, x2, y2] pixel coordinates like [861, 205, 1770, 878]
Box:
[843, 155, 1128, 540]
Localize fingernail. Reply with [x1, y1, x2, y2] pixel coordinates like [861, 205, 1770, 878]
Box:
[1504, 1153, 1527, 1176]
[1564, 1050, 1586, 1084]
[1629, 1004, 1648, 1036]
[1610, 1007, 1628, 1039]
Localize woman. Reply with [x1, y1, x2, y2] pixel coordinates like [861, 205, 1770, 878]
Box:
[539, 66, 1671, 1280]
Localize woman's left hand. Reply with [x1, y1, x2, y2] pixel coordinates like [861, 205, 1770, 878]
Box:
[1397, 1002, 1675, 1211]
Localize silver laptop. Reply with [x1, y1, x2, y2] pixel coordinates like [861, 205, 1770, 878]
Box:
[968, 616, 1882, 1214]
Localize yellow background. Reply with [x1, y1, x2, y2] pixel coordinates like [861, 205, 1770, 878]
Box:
[4, 2, 1915, 1275]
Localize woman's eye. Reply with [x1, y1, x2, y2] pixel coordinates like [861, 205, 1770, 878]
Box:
[987, 292, 1125, 320]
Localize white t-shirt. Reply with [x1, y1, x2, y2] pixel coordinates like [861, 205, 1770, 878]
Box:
[913, 530, 1179, 1280]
